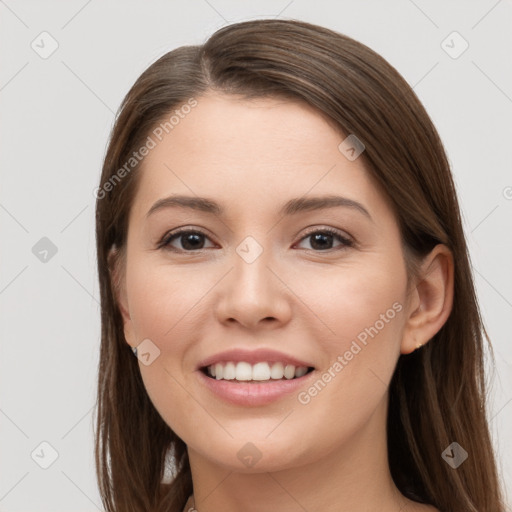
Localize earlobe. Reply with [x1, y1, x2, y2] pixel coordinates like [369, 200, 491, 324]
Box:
[401, 244, 454, 354]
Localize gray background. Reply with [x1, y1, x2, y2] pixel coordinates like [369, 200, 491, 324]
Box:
[1, 0, 511, 510]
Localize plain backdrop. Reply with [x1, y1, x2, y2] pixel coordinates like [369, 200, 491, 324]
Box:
[0, 1, 511, 510]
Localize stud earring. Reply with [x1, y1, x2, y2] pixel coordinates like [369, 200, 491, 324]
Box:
[131, 346, 138, 356]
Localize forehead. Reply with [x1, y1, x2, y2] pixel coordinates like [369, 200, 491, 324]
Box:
[129, 93, 388, 222]
[153, 93, 344, 161]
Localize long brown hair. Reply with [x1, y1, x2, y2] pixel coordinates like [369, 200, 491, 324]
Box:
[95, 18, 506, 512]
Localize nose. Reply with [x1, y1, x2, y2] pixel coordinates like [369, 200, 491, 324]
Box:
[214, 245, 293, 330]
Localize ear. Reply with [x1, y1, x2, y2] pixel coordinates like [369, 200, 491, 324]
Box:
[108, 245, 137, 348]
[401, 244, 454, 354]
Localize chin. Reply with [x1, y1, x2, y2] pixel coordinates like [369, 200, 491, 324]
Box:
[188, 433, 318, 474]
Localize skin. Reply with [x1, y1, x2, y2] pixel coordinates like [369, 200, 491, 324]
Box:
[113, 93, 453, 512]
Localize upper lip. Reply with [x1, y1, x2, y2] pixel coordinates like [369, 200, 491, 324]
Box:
[197, 348, 314, 370]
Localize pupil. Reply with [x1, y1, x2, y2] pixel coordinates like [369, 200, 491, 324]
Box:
[311, 233, 332, 250]
[182, 233, 204, 250]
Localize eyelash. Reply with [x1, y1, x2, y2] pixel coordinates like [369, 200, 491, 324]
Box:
[157, 227, 354, 253]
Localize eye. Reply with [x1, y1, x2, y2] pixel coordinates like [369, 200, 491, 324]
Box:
[295, 228, 353, 252]
[158, 229, 216, 252]
[158, 227, 353, 253]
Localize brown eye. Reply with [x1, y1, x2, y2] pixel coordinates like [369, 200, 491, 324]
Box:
[160, 230, 215, 252]
[296, 228, 353, 251]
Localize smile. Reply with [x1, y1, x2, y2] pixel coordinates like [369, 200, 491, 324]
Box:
[204, 361, 313, 381]
[196, 348, 317, 405]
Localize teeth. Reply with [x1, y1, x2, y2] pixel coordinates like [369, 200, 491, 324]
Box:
[207, 361, 310, 381]
[235, 362, 252, 381]
[223, 362, 236, 380]
[295, 366, 308, 377]
[270, 362, 284, 379]
[284, 364, 295, 379]
[252, 362, 271, 381]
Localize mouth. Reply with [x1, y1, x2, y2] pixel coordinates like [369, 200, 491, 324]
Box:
[200, 361, 315, 383]
[196, 352, 318, 406]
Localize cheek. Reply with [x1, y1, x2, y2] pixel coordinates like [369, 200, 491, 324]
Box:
[293, 253, 407, 347]
[124, 260, 209, 435]
[290, 259, 406, 440]
[126, 258, 206, 344]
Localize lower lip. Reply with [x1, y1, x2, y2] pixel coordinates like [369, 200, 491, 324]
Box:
[197, 369, 316, 406]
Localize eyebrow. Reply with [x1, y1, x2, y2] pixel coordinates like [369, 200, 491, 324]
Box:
[146, 194, 372, 221]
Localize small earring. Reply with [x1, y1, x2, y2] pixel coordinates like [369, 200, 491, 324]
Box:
[131, 346, 138, 356]
[415, 341, 423, 350]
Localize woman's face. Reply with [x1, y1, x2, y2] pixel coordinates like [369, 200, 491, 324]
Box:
[117, 93, 413, 472]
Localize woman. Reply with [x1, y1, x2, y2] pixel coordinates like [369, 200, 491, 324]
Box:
[94, 18, 506, 512]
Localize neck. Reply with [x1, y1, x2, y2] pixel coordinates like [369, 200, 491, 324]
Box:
[186, 400, 412, 512]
